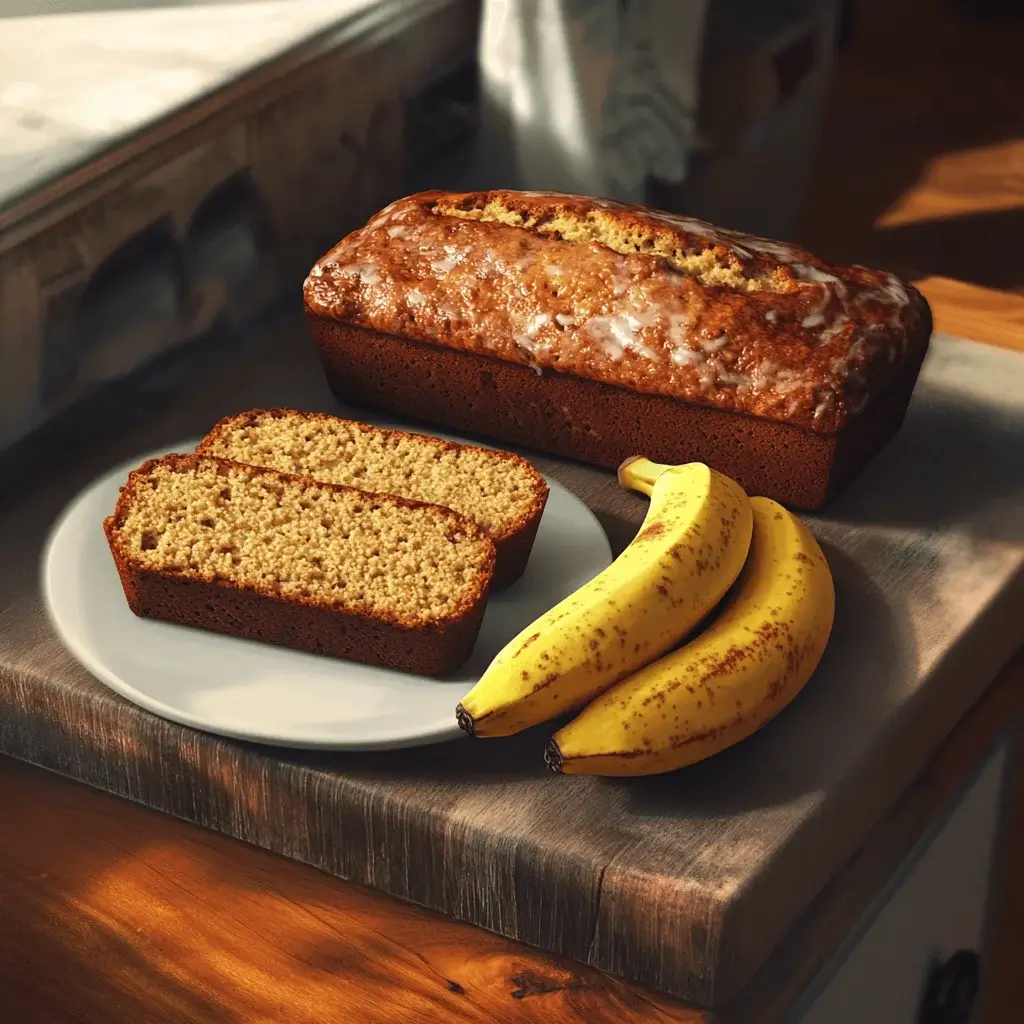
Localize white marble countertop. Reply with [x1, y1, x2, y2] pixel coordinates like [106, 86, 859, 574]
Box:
[0, 0, 406, 214]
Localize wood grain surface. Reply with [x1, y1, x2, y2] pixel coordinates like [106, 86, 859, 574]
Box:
[0, 755, 701, 1024]
[2, 653, 1020, 1024]
[721, 650, 1024, 1024]
[0, 323, 1021, 1009]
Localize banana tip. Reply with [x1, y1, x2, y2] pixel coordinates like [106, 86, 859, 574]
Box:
[455, 703, 476, 737]
[543, 738, 565, 773]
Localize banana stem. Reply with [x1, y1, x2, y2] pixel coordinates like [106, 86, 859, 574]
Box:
[455, 703, 476, 736]
[544, 739, 565, 773]
[618, 456, 674, 497]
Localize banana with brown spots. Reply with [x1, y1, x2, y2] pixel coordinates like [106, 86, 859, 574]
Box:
[545, 492, 835, 776]
[455, 459, 752, 738]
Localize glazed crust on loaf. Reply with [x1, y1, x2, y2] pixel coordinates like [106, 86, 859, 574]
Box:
[104, 454, 495, 676]
[303, 190, 932, 436]
[196, 408, 548, 588]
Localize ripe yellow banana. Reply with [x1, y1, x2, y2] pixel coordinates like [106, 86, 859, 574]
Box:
[546, 493, 835, 776]
[455, 459, 752, 738]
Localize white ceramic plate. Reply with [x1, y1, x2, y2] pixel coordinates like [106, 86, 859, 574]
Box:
[42, 435, 612, 750]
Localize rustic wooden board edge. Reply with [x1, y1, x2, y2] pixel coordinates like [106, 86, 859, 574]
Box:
[712, 579, 1024, 1001]
[712, 650, 1024, 1023]
[0, 752, 707, 1024]
[4, 592, 1022, 1011]
[0, 662, 612, 982]
[3, 654, 1020, 1024]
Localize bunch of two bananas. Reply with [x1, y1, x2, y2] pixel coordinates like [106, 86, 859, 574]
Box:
[456, 458, 836, 777]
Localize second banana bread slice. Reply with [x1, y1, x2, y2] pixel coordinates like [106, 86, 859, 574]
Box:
[197, 408, 549, 587]
[104, 454, 496, 676]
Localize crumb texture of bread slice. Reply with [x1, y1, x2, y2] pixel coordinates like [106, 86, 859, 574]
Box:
[197, 409, 549, 587]
[104, 454, 496, 675]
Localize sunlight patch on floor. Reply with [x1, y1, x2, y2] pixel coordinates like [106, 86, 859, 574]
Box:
[876, 140, 1024, 229]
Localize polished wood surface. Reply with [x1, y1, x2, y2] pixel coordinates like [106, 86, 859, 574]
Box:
[0, 755, 699, 1024]
[2, 0, 1023, 1020]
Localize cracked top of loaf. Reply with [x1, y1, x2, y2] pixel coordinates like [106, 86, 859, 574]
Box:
[303, 190, 932, 435]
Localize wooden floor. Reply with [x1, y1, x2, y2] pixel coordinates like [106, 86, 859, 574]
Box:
[798, 2, 1024, 1020]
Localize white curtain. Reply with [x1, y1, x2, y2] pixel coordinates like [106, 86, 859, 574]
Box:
[464, 0, 709, 204]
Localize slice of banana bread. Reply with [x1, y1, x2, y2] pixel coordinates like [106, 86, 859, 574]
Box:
[104, 454, 497, 676]
[196, 409, 549, 588]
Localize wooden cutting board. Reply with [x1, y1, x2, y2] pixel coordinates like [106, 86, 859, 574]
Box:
[0, 325, 1021, 1009]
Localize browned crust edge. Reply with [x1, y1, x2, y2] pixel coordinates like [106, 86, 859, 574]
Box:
[103, 453, 496, 676]
[306, 308, 932, 512]
[196, 408, 548, 589]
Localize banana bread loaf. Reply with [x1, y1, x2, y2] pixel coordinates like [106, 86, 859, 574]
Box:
[196, 409, 548, 588]
[104, 454, 496, 676]
[304, 189, 933, 509]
